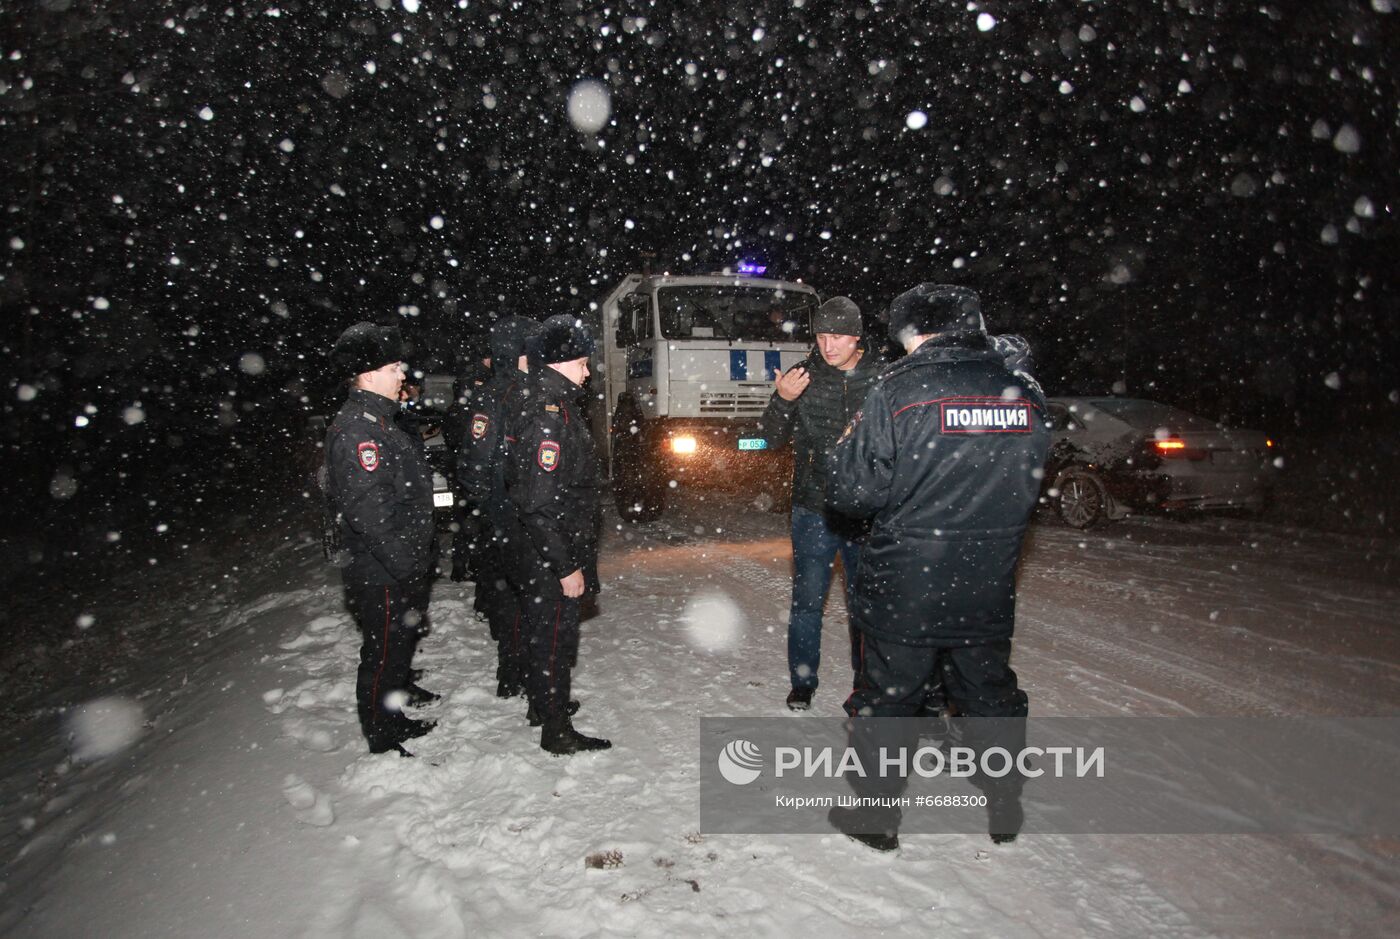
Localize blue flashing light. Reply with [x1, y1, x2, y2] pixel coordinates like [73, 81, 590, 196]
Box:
[737, 261, 768, 276]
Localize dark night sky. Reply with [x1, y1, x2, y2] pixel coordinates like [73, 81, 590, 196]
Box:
[2, 0, 1397, 528]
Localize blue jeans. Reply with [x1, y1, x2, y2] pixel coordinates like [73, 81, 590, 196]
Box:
[788, 505, 862, 692]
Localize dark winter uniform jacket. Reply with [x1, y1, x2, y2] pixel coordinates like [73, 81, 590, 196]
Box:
[504, 366, 602, 599]
[758, 338, 885, 514]
[827, 335, 1050, 645]
[324, 387, 437, 587]
[442, 365, 491, 456]
[457, 368, 530, 527]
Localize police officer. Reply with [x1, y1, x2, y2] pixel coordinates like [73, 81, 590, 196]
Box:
[456, 316, 541, 700]
[443, 344, 492, 584]
[324, 323, 438, 757]
[825, 285, 1050, 848]
[506, 314, 611, 754]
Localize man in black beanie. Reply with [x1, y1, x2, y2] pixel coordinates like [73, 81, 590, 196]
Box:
[759, 296, 884, 711]
[505, 314, 611, 754]
[825, 285, 1050, 848]
[456, 315, 542, 701]
[323, 322, 438, 757]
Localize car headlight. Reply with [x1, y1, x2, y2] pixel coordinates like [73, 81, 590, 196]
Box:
[670, 435, 698, 455]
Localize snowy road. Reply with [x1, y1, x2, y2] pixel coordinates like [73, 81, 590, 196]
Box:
[3, 491, 1398, 937]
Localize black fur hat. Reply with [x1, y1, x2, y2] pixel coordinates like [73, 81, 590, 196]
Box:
[489, 316, 543, 364]
[528, 315, 596, 365]
[331, 322, 405, 377]
[887, 284, 986, 342]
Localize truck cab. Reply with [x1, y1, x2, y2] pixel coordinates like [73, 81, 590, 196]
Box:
[591, 272, 820, 520]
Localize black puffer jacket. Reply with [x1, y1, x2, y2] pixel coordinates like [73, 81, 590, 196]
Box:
[323, 387, 437, 586]
[504, 367, 603, 599]
[827, 335, 1050, 645]
[758, 338, 884, 514]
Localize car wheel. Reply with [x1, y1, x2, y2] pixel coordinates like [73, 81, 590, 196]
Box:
[1055, 467, 1109, 530]
[613, 428, 666, 522]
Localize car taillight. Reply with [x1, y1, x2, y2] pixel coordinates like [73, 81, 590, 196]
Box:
[1155, 439, 1187, 457]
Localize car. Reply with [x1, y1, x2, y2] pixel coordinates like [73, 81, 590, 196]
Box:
[1043, 396, 1278, 529]
[396, 401, 458, 524]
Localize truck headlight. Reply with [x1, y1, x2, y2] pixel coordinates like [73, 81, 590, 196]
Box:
[670, 435, 698, 455]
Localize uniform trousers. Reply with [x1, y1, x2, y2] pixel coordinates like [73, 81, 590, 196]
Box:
[523, 596, 581, 722]
[345, 578, 430, 749]
[841, 632, 1028, 833]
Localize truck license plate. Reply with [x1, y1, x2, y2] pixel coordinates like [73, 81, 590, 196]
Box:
[737, 438, 767, 451]
[433, 492, 454, 508]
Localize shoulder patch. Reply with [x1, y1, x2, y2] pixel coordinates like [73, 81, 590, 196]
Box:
[362, 411, 380, 423]
[357, 440, 381, 471]
[544, 403, 560, 413]
[470, 413, 489, 440]
[939, 398, 1033, 435]
[537, 439, 561, 472]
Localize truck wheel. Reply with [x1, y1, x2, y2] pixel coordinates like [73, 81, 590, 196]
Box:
[613, 432, 666, 522]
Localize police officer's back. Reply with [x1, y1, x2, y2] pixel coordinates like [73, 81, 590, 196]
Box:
[826, 285, 1049, 848]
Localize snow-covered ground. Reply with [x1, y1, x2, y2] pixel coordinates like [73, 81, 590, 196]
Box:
[3, 490, 1398, 937]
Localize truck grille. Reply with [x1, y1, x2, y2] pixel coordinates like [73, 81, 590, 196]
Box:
[699, 391, 770, 415]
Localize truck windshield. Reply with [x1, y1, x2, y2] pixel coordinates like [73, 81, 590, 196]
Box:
[657, 285, 817, 342]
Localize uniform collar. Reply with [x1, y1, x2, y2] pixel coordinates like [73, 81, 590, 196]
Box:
[348, 386, 399, 420]
[535, 364, 582, 399]
[885, 334, 998, 376]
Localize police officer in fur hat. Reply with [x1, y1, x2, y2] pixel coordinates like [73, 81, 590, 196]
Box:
[504, 314, 611, 754]
[825, 285, 1050, 848]
[323, 322, 438, 757]
[456, 316, 542, 701]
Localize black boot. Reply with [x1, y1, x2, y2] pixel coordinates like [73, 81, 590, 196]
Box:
[497, 676, 525, 699]
[407, 683, 441, 706]
[786, 688, 814, 711]
[528, 699, 579, 727]
[987, 793, 1024, 844]
[540, 716, 610, 755]
[827, 806, 899, 852]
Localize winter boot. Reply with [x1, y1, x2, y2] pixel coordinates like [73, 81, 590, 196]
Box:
[540, 716, 611, 755]
[528, 699, 579, 727]
[827, 806, 899, 852]
[987, 793, 1024, 844]
[407, 683, 441, 706]
[786, 688, 813, 711]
